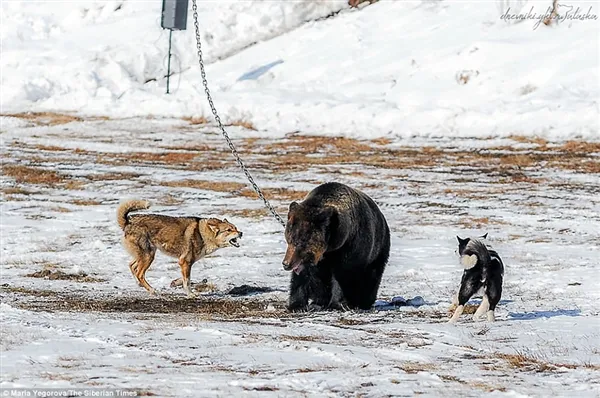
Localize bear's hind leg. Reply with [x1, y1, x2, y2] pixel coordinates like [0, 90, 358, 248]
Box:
[354, 251, 389, 310]
[328, 276, 349, 311]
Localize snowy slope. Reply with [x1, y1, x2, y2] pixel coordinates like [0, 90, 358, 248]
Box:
[1, 0, 598, 139]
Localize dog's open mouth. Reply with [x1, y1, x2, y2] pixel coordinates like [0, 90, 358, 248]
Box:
[229, 237, 240, 247]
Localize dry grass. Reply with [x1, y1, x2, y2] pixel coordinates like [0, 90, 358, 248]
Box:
[498, 154, 537, 168]
[228, 119, 257, 131]
[296, 365, 336, 373]
[225, 208, 271, 219]
[1, 186, 38, 195]
[159, 144, 213, 152]
[280, 334, 322, 342]
[337, 317, 369, 326]
[448, 304, 479, 314]
[3, 165, 64, 185]
[396, 362, 438, 374]
[182, 115, 209, 125]
[161, 179, 246, 193]
[70, 199, 102, 206]
[40, 372, 75, 381]
[493, 349, 594, 373]
[31, 144, 72, 152]
[467, 381, 507, 392]
[85, 172, 142, 182]
[3, 259, 61, 270]
[3, 112, 83, 126]
[458, 217, 507, 229]
[560, 141, 600, 153]
[7, 136, 599, 182]
[111, 151, 199, 164]
[51, 206, 72, 213]
[243, 386, 279, 392]
[240, 187, 308, 202]
[264, 135, 378, 154]
[509, 135, 548, 147]
[2, 165, 85, 190]
[158, 194, 185, 206]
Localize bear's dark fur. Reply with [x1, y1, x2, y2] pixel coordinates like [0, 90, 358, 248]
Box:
[282, 182, 390, 311]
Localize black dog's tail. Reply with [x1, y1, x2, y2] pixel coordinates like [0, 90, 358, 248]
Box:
[462, 239, 505, 284]
[461, 239, 492, 270]
[117, 200, 150, 230]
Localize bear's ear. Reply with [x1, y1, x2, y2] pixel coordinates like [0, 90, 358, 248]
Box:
[288, 201, 300, 221]
[289, 201, 300, 213]
[480, 232, 488, 240]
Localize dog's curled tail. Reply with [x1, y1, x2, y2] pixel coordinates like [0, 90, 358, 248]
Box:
[461, 239, 492, 270]
[117, 200, 150, 230]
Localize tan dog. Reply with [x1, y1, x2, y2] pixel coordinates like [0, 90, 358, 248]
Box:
[117, 200, 242, 297]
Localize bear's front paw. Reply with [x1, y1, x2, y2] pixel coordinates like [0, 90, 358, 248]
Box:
[307, 303, 325, 312]
[328, 301, 351, 312]
[287, 302, 308, 313]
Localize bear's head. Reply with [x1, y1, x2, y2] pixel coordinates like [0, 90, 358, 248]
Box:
[282, 201, 335, 274]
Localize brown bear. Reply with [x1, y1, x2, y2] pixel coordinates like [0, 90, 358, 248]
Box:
[282, 182, 390, 311]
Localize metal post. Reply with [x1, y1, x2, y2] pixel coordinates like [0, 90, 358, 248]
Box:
[166, 29, 173, 94]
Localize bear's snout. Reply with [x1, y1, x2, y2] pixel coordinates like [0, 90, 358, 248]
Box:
[282, 245, 306, 274]
[282, 245, 297, 270]
[282, 259, 293, 271]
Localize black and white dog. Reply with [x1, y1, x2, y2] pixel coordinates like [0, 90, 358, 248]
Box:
[449, 234, 504, 323]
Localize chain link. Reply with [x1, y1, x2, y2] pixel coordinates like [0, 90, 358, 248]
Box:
[191, 0, 286, 228]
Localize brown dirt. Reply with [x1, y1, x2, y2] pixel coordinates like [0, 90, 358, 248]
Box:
[25, 269, 106, 283]
[1, 285, 289, 319]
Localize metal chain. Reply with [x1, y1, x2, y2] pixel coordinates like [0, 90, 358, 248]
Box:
[191, 0, 286, 228]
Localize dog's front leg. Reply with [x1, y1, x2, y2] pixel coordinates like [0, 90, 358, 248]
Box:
[178, 257, 196, 298]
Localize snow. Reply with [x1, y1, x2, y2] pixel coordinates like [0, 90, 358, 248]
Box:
[1, 0, 600, 396]
[2, 116, 600, 396]
[1, 0, 598, 139]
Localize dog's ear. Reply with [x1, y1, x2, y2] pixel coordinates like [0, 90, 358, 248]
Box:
[223, 218, 228, 224]
[457, 236, 468, 244]
[206, 218, 220, 235]
[481, 232, 488, 240]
